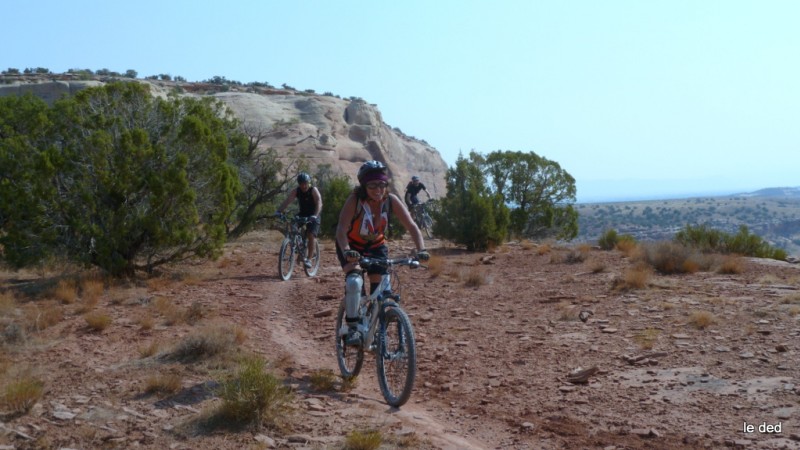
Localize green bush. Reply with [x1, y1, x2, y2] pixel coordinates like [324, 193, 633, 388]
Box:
[598, 229, 619, 250]
[316, 174, 353, 239]
[216, 356, 293, 428]
[0, 82, 244, 276]
[675, 224, 786, 261]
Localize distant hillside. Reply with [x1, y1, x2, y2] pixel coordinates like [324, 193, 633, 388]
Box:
[575, 187, 800, 257]
[0, 71, 449, 197]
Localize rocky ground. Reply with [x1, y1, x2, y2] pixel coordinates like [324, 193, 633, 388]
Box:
[2, 230, 800, 449]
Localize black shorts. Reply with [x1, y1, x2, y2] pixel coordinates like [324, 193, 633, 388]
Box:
[335, 243, 389, 275]
[301, 216, 319, 237]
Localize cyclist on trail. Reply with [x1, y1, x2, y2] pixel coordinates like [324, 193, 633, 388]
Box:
[276, 172, 322, 269]
[404, 175, 431, 210]
[335, 161, 429, 345]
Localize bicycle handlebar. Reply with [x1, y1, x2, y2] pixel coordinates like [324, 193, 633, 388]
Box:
[359, 256, 421, 269]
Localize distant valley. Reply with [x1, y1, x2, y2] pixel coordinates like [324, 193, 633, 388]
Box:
[575, 186, 800, 257]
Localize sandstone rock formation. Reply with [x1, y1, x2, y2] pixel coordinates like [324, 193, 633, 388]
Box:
[0, 78, 449, 198]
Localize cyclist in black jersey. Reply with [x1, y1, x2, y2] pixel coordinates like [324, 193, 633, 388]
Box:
[276, 172, 323, 268]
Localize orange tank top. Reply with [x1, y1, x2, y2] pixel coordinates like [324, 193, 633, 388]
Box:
[347, 198, 389, 249]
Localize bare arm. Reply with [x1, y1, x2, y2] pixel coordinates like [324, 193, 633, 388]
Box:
[390, 194, 425, 251]
[336, 193, 358, 251]
[312, 187, 322, 216]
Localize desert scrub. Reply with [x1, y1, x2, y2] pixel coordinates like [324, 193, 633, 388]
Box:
[716, 256, 745, 274]
[462, 268, 487, 288]
[84, 312, 112, 331]
[688, 310, 715, 329]
[641, 241, 704, 274]
[634, 328, 660, 349]
[308, 369, 337, 392]
[613, 264, 651, 291]
[144, 373, 182, 396]
[215, 356, 293, 428]
[164, 322, 245, 362]
[1, 376, 44, 416]
[344, 429, 382, 450]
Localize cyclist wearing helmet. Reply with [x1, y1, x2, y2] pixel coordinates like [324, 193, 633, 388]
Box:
[336, 161, 429, 345]
[276, 172, 322, 269]
[404, 175, 430, 209]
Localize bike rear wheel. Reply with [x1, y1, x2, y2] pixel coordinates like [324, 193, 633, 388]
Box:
[304, 239, 321, 276]
[335, 300, 364, 378]
[278, 238, 295, 281]
[376, 305, 416, 407]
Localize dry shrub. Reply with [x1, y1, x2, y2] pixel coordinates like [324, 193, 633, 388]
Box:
[0, 292, 17, 315]
[165, 322, 245, 362]
[84, 312, 112, 332]
[549, 252, 565, 264]
[616, 239, 638, 256]
[146, 277, 172, 292]
[717, 256, 745, 274]
[345, 429, 383, 450]
[75, 295, 100, 314]
[688, 310, 715, 329]
[53, 279, 78, 304]
[80, 278, 104, 303]
[641, 241, 704, 275]
[564, 246, 589, 264]
[463, 268, 486, 288]
[144, 373, 182, 396]
[426, 254, 445, 278]
[139, 341, 160, 358]
[556, 302, 576, 321]
[184, 301, 206, 325]
[520, 240, 535, 250]
[634, 328, 660, 350]
[788, 306, 800, 317]
[757, 274, 781, 285]
[138, 314, 155, 331]
[781, 293, 800, 305]
[340, 375, 358, 393]
[537, 243, 552, 255]
[1, 375, 44, 416]
[590, 261, 607, 273]
[613, 264, 651, 291]
[24, 302, 63, 332]
[308, 369, 337, 392]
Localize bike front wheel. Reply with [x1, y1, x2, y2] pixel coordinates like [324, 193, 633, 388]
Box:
[304, 239, 321, 277]
[376, 305, 416, 407]
[421, 213, 433, 239]
[278, 238, 295, 281]
[335, 300, 364, 378]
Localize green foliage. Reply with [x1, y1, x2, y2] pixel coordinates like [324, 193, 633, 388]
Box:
[216, 356, 293, 428]
[315, 170, 353, 239]
[434, 152, 509, 250]
[0, 82, 244, 276]
[483, 150, 578, 240]
[598, 229, 619, 250]
[675, 224, 786, 260]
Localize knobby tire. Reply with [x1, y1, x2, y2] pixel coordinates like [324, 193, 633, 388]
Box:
[278, 238, 295, 281]
[335, 300, 364, 378]
[376, 305, 416, 407]
[303, 239, 321, 276]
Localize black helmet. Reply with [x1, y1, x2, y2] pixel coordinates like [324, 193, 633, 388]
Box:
[411, 175, 420, 181]
[357, 160, 388, 184]
[297, 172, 311, 184]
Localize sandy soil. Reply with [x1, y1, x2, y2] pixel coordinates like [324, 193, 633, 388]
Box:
[2, 230, 800, 449]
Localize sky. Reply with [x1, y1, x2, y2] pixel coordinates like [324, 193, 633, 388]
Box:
[5, 0, 799, 203]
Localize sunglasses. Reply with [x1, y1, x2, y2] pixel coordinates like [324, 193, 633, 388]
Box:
[365, 182, 388, 190]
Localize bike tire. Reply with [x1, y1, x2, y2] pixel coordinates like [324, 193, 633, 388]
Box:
[422, 214, 433, 239]
[304, 239, 321, 277]
[376, 305, 416, 407]
[278, 238, 295, 281]
[335, 300, 364, 378]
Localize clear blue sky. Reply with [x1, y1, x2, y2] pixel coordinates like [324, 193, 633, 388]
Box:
[5, 0, 799, 202]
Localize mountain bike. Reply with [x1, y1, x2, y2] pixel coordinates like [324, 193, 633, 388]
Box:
[276, 214, 320, 281]
[411, 202, 434, 238]
[334, 256, 420, 407]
